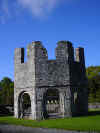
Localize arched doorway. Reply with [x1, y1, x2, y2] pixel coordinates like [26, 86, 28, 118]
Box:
[43, 89, 60, 119]
[18, 92, 31, 119]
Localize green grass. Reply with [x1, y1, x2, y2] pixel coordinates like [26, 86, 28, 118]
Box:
[89, 108, 100, 111]
[0, 111, 100, 132]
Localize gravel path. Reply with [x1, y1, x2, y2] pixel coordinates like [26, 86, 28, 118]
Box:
[0, 124, 98, 133]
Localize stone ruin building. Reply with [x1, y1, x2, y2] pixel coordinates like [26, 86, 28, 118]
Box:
[14, 41, 88, 120]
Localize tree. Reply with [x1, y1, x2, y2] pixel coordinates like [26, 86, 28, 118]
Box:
[86, 66, 100, 103]
[0, 77, 14, 105]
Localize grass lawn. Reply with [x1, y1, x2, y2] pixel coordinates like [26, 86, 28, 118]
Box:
[0, 110, 100, 132]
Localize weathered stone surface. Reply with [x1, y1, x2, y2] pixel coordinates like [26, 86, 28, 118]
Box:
[14, 41, 88, 120]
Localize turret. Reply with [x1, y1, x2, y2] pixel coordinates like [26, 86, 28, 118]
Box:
[75, 47, 85, 67]
[75, 47, 86, 75]
[27, 41, 48, 86]
[27, 41, 48, 62]
[55, 41, 74, 62]
[14, 48, 24, 65]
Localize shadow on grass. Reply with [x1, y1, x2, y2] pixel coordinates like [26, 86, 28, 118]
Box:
[72, 109, 100, 118]
[0, 105, 13, 117]
[0, 114, 13, 117]
[88, 110, 100, 116]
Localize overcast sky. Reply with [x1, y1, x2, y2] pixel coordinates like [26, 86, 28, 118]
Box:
[0, 0, 100, 80]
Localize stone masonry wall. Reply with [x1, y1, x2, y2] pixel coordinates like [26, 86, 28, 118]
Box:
[14, 41, 88, 120]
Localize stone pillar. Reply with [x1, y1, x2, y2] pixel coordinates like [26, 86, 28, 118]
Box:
[64, 87, 72, 117]
[31, 90, 37, 120]
[59, 92, 65, 117]
[14, 48, 24, 118]
[36, 101, 43, 120]
[35, 88, 44, 120]
[14, 92, 19, 118]
[78, 87, 88, 115]
[59, 88, 72, 118]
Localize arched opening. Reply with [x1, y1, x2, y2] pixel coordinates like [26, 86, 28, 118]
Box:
[43, 89, 60, 119]
[18, 92, 31, 119]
